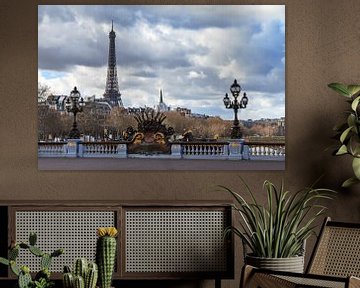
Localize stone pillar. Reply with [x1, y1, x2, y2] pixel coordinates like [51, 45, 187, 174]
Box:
[171, 143, 182, 159]
[116, 143, 128, 158]
[66, 139, 81, 158]
[228, 139, 244, 160]
[242, 144, 250, 160]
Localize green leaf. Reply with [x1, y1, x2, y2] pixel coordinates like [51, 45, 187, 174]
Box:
[347, 85, 360, 97]
[352, 157, 360, 179]
[328, 83, 351, 97]
[336, 145, 348, 155]
[347, 114, 356, 127]
[340, 126, 353, 143]
[351, 96, 360, 111]
[342, 177, 360, 188]
[0, 257, 9, 266]
[349, 135, 360, 156]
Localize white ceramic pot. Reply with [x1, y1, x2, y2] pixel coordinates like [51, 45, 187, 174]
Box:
[245, 254, 305, 273]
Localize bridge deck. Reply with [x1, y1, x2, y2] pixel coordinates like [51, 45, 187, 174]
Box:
[38, 157, 285, 170]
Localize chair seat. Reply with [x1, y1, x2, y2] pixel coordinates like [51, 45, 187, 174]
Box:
[277, 274, 346, 288]
[243, 265, 360, 288]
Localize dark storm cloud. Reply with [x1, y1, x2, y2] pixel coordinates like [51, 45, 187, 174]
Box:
[39, 46, 105, 71]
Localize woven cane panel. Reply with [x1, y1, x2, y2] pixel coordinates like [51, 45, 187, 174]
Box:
[125, 210, 227, 273]
[310, 226, 360, 277]
[15, 211, 115, 272]
[277, 275, 345, 288]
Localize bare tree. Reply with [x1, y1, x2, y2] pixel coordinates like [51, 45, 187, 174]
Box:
[38, 82, 51, 102]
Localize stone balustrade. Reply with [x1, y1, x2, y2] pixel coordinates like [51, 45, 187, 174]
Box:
[81, 142, 127, 158]
[181, 142, 229, 159]
[38, 142, 68, 157]
[38, 140, 285, 161]
[242, 142, 285, 160]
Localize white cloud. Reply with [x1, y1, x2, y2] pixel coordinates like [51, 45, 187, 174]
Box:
[187, 71, 206, 79]
[38, 5, 285, 120]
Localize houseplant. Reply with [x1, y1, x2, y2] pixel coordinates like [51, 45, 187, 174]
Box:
[221, 179, 335, 272]
[62, 258, 98, 288]
[328, 82, 360, 187]
[0, 232, 63, 288]
[96, 227, 118, 288]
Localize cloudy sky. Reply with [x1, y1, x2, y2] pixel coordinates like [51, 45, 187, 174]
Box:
[38, 5, 285, 120]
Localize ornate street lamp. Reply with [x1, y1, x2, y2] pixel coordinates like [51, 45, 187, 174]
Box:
[223, 79, 248, 139]
[65, 86, 85, 139]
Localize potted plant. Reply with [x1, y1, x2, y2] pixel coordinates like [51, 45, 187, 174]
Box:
[221, 179, 335, 273]
[0, 232, 63, 288]
[328, 83, 360, 187]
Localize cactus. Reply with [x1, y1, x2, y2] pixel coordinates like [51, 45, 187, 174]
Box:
[18, 269, 32, 288]
[9, 246, 19, 260]
[63, 271, 74, 288]
[51, 248, 64, 258]
[73, 275, 85, 288]
[10, 260, 21, 276]
[85, 262, 98, 288]
[29, 232, 37, 246]
[29, 245, 44, 257]
[0, 233, 63, 288]
[74, 258, 88, 279]
[41, 253, 52, 270]
[96, 227, 118, 288]
[0, 257, 9, 266]
[63, 259, 98, 288]
[35, 268, 51, 281]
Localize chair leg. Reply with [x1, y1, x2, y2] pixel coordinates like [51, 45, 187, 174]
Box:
[215, 278, 221, 288]
[240, 265, 255, 288]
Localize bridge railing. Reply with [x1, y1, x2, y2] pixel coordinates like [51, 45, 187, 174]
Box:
[81, 142, 127, 158]
[38, 142, 68, 157]
[38, 140, 285, 161]
[243, 141, 285, 161]
[180, 142, 229, 159]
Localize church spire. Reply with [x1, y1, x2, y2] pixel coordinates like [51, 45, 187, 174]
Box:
[111, 20, 113, 32]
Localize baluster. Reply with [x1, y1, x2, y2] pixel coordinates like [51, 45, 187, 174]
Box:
[261, 146, 265, 156]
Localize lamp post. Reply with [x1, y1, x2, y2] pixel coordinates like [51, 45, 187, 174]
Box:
[223, 79, 248, 139]
[65, 86, 85, 139]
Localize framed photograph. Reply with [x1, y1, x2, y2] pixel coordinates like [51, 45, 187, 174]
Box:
[38, 5, 285, 170]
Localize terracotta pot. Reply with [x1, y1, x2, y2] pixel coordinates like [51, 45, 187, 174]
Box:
[245, 254, 305, 273]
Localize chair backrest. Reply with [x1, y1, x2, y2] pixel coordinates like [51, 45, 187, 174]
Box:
[307, 217, 360, 277]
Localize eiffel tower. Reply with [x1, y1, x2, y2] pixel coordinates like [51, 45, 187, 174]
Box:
[103, 21, 123, 107]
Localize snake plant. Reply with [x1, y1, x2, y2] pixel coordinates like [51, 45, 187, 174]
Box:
[221, 179, 335, 258]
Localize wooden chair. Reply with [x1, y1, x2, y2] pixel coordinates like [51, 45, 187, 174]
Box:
[241, 217, 360, 288]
